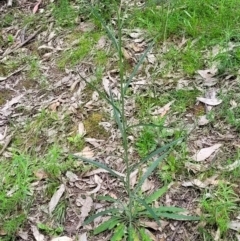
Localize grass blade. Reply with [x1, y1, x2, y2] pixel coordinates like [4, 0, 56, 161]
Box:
[156, 212, 200, 221]
[127, 123, 164, 130]
[84, 208, 119, 225]
[134, 151, 169, 194]
[92, 8, 119, 52]
[73, 155, 124, 181]
[94, 217, 120, 235]
[145, 185, 168, 204]
[109, 90, 123, 135]
[130, 138, 182, 172]
[123, 42, 153, 95]
[76, 71, 121, 116]
[97, 195, 118, 203]
[135, 196, 160, 226]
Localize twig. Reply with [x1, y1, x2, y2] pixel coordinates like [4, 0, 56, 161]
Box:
[0, 66, 26, 82]
[0, 135, 12, 155]
[1, 27, 43, 59]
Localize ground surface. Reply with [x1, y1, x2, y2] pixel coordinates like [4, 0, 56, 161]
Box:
[1, 0, 240, 241]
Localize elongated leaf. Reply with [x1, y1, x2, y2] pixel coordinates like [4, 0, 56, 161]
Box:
[76, 71, 121, 116]
[109, 90, 123, 135]
[109, 218, 121, 230]
[140, 206, 186, 215]
[145, 186, 168, 204]
[130, 138, 182, 172]
[94, 217, 120, 235]
[92, 8, 119, 52]
[73, 155, 124, 181]
[134, 151, 169, 194]
[135, 197, 160, 226]
[153, 206, 186, 213]
[127, 123, 164, 130]
[139, 228, 153, 241]
[156, 212, 200, 221]
[97, 195, 117, 203]
[128, 226, 140, 241]
[123, 42, 154, 94]
[111, 223, 126, 241]
[84, 208, 119, 225]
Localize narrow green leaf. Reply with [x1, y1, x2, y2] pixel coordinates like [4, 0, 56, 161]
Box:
[109, 91, 123, 135]
[128, 226, 140, 241]
[123, 42, 154, 94]
[145, 186, 168, 204]
[157, 212, 200, 221]
[127, 123, 164, 130]
[92, 8, 119, 51]
[83, 208, 119, 225]
[140, 206, 186, 215]
[109, 218, 121, 230]
[135, 197, 160, 226]
[139, 228, 153, 241]
[73, 155, 124, 181]
[130, 138, 182, 172]
[111, 223, 126, 241]
[97, 195, 117, 203]
[76, 71, 121, 116]
[134, 151, 169, 194]
[153, 206, 186, 213]
[94, 217, 120, 235]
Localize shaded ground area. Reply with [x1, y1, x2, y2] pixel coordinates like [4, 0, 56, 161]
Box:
[1, 0, 240, 240]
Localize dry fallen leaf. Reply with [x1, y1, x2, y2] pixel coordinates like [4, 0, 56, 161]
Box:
[151, 101, 174, 117]
[48, 101, 60, 112]
[229, 221, 240, 232]
[87, 175, 103, 195]
[197, 97, 222, 106]
[191, 144, 222, 162]
[74, 146, 94, 159]
[198, 115, 209, 126]
[33, 0, 42, 13]
[122, 48, 131, 60]
[130, 169, 138, 188]
[66, 171, 79, 182]
[84, 168, 125, 178]
[49, 184, 65, 214]
[78, 122, 86, 136]
[51, 237, 73, 241]
[218, 159, 240, 171]
[140, 220, 160, 230]
[78, 233, 87, 241]
[80, 196, 93, 223]
[34, 169, 48, 180]
[96, 36, 107, 50]
[31, 225, 45, 241]
[141, 178, 154, 192]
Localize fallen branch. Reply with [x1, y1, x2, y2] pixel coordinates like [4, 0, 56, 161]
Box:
[1, 27, 43, 59]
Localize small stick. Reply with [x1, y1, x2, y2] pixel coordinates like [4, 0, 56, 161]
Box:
[1, 27, 43, 59]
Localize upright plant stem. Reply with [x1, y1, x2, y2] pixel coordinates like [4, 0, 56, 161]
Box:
[117, 5, 133, 225]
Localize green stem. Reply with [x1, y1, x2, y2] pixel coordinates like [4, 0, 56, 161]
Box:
[117, 4, 133, 225]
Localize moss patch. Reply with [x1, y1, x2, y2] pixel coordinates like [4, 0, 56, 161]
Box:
[83, 112, 109, 139]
